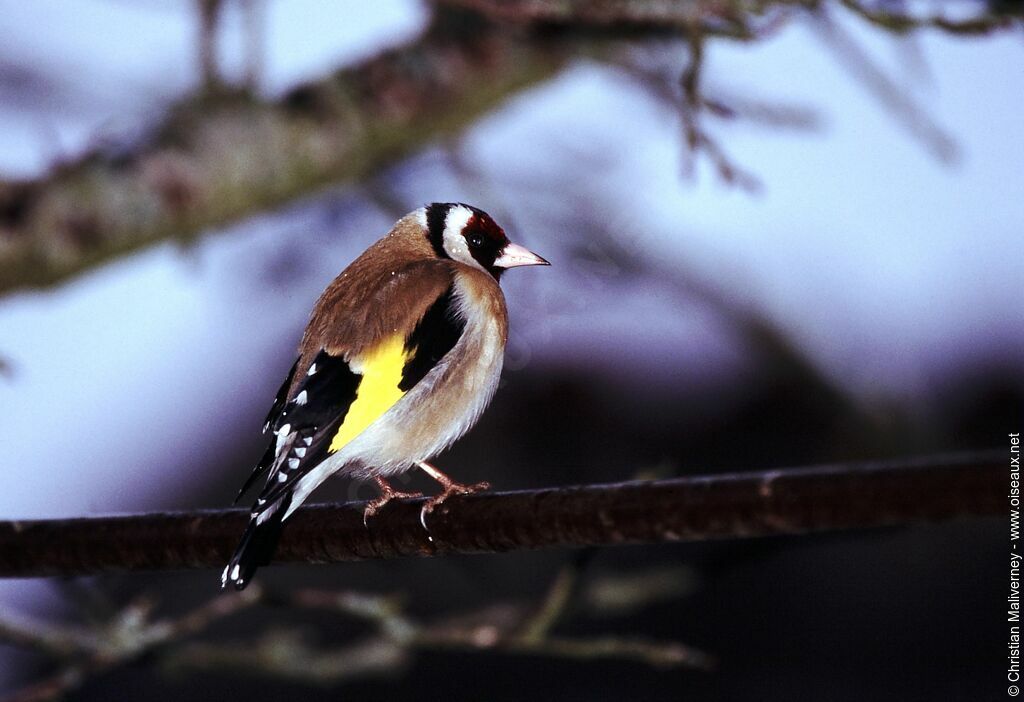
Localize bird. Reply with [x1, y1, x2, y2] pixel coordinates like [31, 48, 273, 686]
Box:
[222, 203, 549, 590]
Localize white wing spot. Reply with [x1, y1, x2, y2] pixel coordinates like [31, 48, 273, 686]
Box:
[230, 564, 240, 581]
[277, 472, 288, 482]
[303, 436, 313, 446]
[307, 363, 317, 376]
[295, 447, 307, 458]
[277, 423, 291, 436]
[288, 458, 300, 470]
[295, 390, 308, 405]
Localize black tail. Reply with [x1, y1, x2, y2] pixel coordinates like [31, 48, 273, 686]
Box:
[221, 494, 291, 591]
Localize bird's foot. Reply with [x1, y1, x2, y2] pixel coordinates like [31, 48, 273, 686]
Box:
[363, 477, 423, 526]
[416, 461, 490, 529]
[422, 479, 491, 514]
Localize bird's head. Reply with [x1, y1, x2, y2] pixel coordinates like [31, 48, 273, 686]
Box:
[420, 202, 549, 279]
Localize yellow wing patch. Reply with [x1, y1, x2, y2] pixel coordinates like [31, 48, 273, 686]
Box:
[329, 334, 411, 454]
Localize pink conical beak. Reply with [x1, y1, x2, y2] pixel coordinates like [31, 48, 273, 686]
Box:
[494, 242, 550, 269]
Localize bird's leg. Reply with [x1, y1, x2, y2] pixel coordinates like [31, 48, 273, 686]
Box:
[363, 475, 423, 526]
[417, 461, 490, 523]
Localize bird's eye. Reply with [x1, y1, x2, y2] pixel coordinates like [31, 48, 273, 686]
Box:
[467, 233, 484, 248]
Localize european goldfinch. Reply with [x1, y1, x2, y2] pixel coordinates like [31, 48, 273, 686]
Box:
[222, 203, 549, 590]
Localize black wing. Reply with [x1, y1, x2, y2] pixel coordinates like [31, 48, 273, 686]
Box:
[223, 349, 359, 590]
[234, 358, 299, 503]
[234, 350, 358, 504]
[263, 357, 299, 433]
[400, 285, 465, 391]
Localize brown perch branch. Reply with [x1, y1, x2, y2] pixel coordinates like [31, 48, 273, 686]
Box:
[0, 453, 1002, 579]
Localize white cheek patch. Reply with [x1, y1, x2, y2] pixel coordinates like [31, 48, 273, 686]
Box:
[443, 205, 486, 272]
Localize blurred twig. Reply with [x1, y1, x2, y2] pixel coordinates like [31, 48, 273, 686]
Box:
[810, 4, 959, 162]
[241, 0, 266, 92]
[583, 566, 697, 615]
[518, 550, 594, 642]
[0, 588, 262, 702]
[0, 453, 1002, 578]
[0, 617, 93, 658]
[440, 0, 1021, 181]
[1, 567, 711, 700]
[681, 27, 762, 189]
[197, 0, 227, 95]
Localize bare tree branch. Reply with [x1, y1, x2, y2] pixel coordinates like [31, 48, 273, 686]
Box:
[435, 0, 765, 37]
[439, 0, 1021, 177]
[838, 0, 1021, 35]
[437, 0, 1023, 36]
[3, 1, 1018, 293]
[0, 453, 1002, 579]
[0, 8, 576, 294]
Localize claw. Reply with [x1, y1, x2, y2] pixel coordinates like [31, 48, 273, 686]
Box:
[363, 477, 422, 527]
[418, 478, 491, 528]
